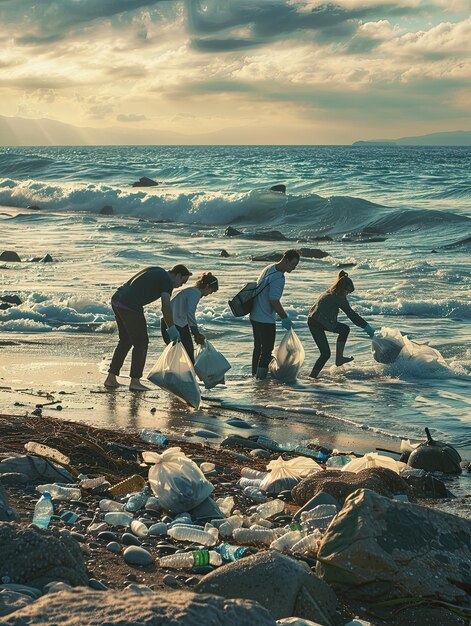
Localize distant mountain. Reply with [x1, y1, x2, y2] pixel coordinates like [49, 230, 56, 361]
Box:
[353, 131, 471, 146]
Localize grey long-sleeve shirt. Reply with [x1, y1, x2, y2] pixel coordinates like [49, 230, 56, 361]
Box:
[308, 291, 367, 331]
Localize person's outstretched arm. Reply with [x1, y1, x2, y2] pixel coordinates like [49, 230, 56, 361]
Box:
[339, 297, 375, 336]
[161, 292, 174, 327]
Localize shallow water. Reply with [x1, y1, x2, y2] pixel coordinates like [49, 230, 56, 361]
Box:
[0, 145, 470, 456]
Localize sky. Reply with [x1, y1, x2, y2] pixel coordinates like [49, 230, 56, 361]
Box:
[0, 0, 470, 144]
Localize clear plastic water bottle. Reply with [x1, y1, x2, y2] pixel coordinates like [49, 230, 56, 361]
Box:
[215, 543, 250, 562]
[233, 527, 276, 546]
[37, 484, 81, 501]
[125, 485, 150, 512]
[300, 504, 337, 530]
[255, 499, 285, 519]
[167, 525, 218, 546]
[32, 492, 54, 529]
[326, 455, 352, 467]
[294, 446, 329, 462]
[254, 436, 282, 451]
[240, 467, 267, 480]
[104, 511, 134, 527]
[239, 477, 263, 488]
[159, 550, 222, 569]
[270, 529, 303, 552]
[243, 486, 266, 503]
[290, 530, 322, 556]
[140, 429, 169, 446]
[130, 519, 148, 538]
[79, 476, 108, 489]
[99, 498, 125, 512]
[215, 496, 234, 517]
[219, 514, 243, 538]
[25, 442, 70, 466]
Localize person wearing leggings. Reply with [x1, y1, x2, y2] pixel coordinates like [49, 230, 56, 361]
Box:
[161, 272, 219, 363]
[307, 271, 375, 378]
[250, 249, 300, 379]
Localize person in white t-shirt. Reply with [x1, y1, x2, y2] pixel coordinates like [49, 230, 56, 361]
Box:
[250, 249, 300, 379]
[161, 272, 219, 362]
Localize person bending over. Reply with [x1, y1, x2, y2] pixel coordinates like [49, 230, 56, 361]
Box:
[161, 272, 219, 363]
[250, 249, 300, 379]
[104, 264, 192, 391]
[307, 271, 375, 378]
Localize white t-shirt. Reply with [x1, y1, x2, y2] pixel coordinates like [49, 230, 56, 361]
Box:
[171, 286, 202, 329]
[250, 264, 285, 324]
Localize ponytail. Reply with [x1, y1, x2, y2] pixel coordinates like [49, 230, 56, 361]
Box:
[195, 272, 219, 291]
[328, 270, 354, 294]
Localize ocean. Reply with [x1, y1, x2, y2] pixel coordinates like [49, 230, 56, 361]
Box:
[0, 145, 470, 456]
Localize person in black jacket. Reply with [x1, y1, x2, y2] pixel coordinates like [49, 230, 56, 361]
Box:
[307, 271, 375, 378]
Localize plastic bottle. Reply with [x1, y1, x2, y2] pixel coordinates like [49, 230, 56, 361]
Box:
[167, 525, 218, 546]
[32, 492, 54, 529]
[326, 455, 352, 468]
[294, 446, 329, 462]
[108, 474, 145, 497]
[168, 513, 193, 527]
[290, 530, 322, 556]
[215, 496, 234, 517]
[145, 496, 161, 512]
[99, 498, 125, 512]
[140, 429, 169, 446]
[79, 476, 108, 489]
[25, 442, 70, 466]
[254, 436, 282, 451]
[215, 543, 251, 561]
[37, 484, 81, 501]
[233, 527, 276, 546]
[255, 499, 285, 519]
[243, 486, 266, 503]
[240, 467, 267, 480]
[159, 550, 222, 569]
[104, 511, 134, 527]
[239, 477, 263, 489]
[130, 519, 149, 538]
[300, 504, 337, 530]
[125, 485, 150, 512]
[219, 514, 244, 538]
[270, 529, 303, 552]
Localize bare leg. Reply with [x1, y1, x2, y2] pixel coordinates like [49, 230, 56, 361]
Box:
[335, 340, 354, 366]
[129, 377, 150, 391]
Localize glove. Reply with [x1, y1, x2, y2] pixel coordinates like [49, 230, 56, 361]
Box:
[364, 324, 375, 338]
[281, 317, 293, 330]
[166, 325, 180, 343]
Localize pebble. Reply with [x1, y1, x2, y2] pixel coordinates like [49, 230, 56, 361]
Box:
[185, 576, 199, 586]
[70, 532, 86, 543]
[97, 531, 118, 542]
[193, 429, 220, 439]
[250, 449, 271, 459]
[125, 583, 154, 594]
[155, 544, 178, 555]
[126, 573, 138, 582]
[88, 542, 100, 550]
[106, 542, 121, 554]
[147, 523, 167, 536]
[88, 578, 108, 591]
[43, 581, 73, 594]
[277, 490, 293, 502]
[122, 533, 141, 546]
[191, 565, 214, 575]
[0, 584, 42, 600]
[123, 546, 153, 566]
[163, 575, 179, 588]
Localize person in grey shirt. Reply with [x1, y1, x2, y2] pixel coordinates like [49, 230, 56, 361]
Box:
[307, 270, 375, 378]
[250, 249, 300, 379]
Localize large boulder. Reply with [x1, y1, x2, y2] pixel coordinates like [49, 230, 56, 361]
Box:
[316, 489, 471, 604]
[98, 205, 113, 215]
[292, 468, 412, 506]
[196, 550, 338, 625]
[0, 523, 88, 588]
[2, 588, 276, 625]
[0, 486, 19, 522]
[132, 176, 159, 187]
[0, 251, 21, 262]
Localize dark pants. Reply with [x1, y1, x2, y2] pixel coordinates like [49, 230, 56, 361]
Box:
[161, 318, 195, 363]
[308, 319, 350, 373]
[251, 320, 276, 375]
[109, 301, 149, 379]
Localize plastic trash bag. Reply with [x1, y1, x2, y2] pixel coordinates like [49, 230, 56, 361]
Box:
[147, 342, 201, 409]
[194, 340, 231, 389]
[148, 447, 214, 513]
[371, 327, 405, 364]
[400, 334, 447, 367]
[269, 329, 305, 382]
[341, 452, 407, 474]
[260, 455, 322, 495]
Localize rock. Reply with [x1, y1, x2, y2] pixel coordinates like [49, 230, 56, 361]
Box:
[88, 578, 108, 591]
[163, 574, 179, 588]
[0, 584, 42, 600]
[194, 429, 220, 439]
[1, 588, 276, 625]
[0, 487, 19, 523]
[196, 550, 338, 624]
[132, 177, 159, 187]
[252, 253, 283, 262]
[225, 226, 242, 237]
[0, 590, 33, 617]
[121, 533, 141, 546]
[220, 249, 230, 257]
[0, 522, 88, 588]
[147, 523, 167, 536]
[316, 488, 471, 603]
[97, 531, 118, 542]
[99, 205, 113, 215]
[298, 248, 329, 259]
[39, 254, 54, 263]
[27, 205, 41, 211]
[269, 184, 286, 193]
[189, 497, 224, 524]
[106, 542, 121, 554]
[277, 619, 323, 626]
[250, 449, 271, 459]
[43, 581, 73, 594]
[0, 295, 22, 306]
[226, 417, 252, 429]
[292, 468, 412, 506]
[401, 469, 449, 498]
[0, 473, 29, 488]
[192, 565, 214, 575]
[249, 230, 288, 241]
[221, 435, 266, 451]
[0, 455, 75, 483]
[123, 546, 153, 566]
[0, 251, 21, 262]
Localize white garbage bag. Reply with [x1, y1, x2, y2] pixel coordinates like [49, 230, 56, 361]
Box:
[269, 329, 305, 382]
[147, 342, 201, 409]
[194, 340, 231, 389]
[259, 455, 322, 495]
[371, 327, 405, 364]
[400, 334, 447, 367]
[341, 452, 407, 474]
[148, 447, 214, 513]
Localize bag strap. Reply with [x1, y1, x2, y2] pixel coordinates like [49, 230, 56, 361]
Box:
[253, 268, 283, 298]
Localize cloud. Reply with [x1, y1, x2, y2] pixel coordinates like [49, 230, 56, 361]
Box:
[191, 38, 264, 52]
[116, 113, 149, 121]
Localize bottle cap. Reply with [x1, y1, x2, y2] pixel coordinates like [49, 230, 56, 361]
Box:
[42, 491, 52, 499]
